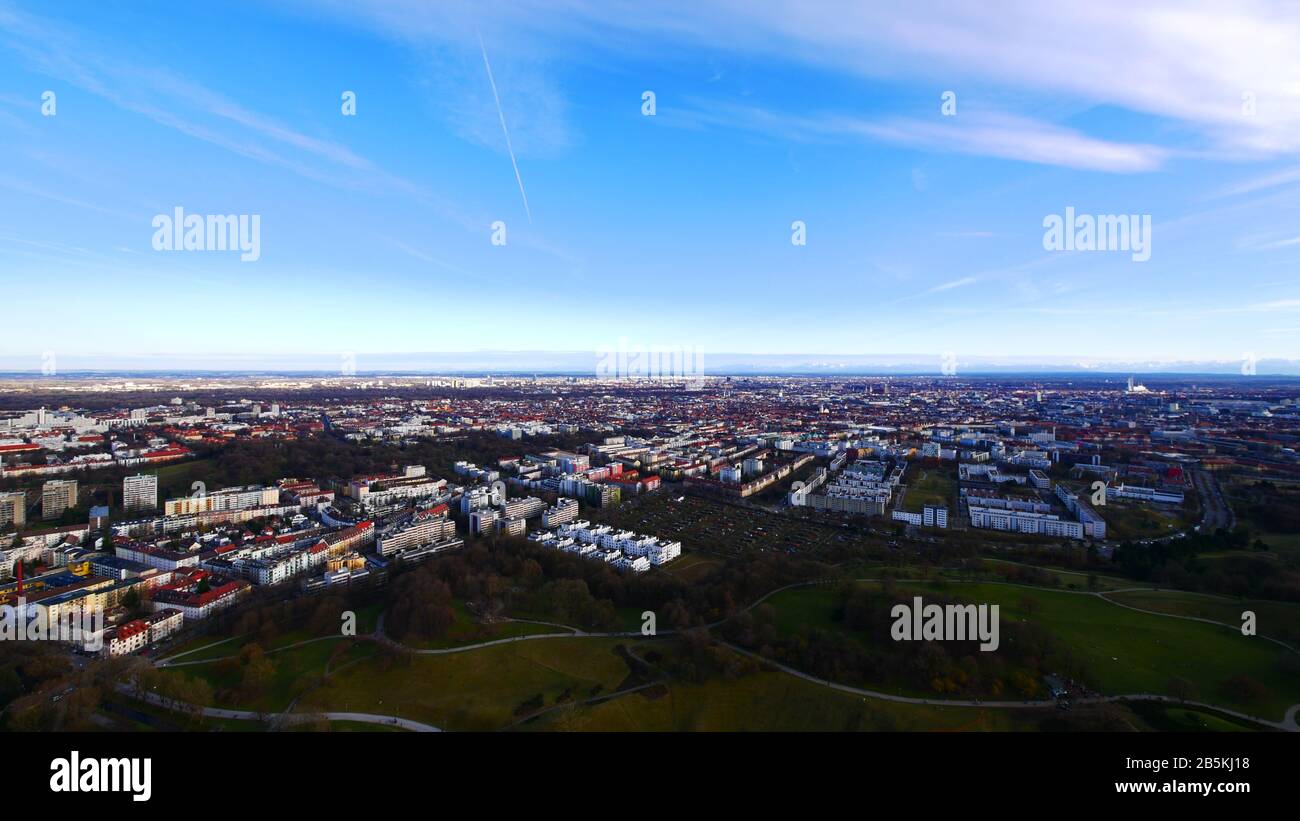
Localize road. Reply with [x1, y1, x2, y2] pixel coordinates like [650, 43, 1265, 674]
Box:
[1193, 468, 1235, 532]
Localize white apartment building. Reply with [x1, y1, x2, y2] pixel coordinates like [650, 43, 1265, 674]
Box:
[614, 555, 652, 573]
[42, 480, 78, 520]
[0, 491, 25, 529]
[123, 473, 158, 512]
[459, 485, 496, 514]
[1055, 485, 1107, 539]
[968, 504, 1084, 539]
[502, 496, 546, 521]
[548, 522, 682, 568]
[541, 498, 580, 528]
[1106, 484, 1184, 505]
[923, 505, 949, 528]
[164, 485, 279, 517]
[148, 608, 184, 643]
[470, 508, 500, 535]
[495, 517, 527, 537]
[106, 621, 149, 657]
[376, 515, 457, 557]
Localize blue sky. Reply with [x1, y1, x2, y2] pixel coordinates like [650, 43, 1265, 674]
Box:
[1, 0, 1299, 370]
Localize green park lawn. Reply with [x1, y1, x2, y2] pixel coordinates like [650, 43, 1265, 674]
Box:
[403, 599, 564, 649]
[519, 642, 1052, 732]
[1100, 500, 1186, 541]
[901, 469, 956, 513]
[161, 600, 386, 663]
[296, 636, 635, 730]
[763, 580, 1300, 722]
[1102, 589, 1300, 648]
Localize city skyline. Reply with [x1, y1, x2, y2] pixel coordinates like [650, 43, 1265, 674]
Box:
[2, 349, 1300, 376]
[2, 1, 1300, 365]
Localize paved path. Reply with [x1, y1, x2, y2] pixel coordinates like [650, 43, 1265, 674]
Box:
[373, 608, 655, 655]
[1098, 589, 1298, 654]
[374, 625, 649, 655]
[722, 641, 1297, 730]
[498, 681, 664, 731]
[120, 686, 440, 732]
[725, 576, 1299, 729]
[158, 634, 346, 668]
[1283, 703, 1300, 731]
[155, 633, 250, 665]
[741, 576, 1297, 652]
[144, 574, 1299, 731]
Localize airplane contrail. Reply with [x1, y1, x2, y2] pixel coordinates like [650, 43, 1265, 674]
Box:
[477, 29, 532, 224]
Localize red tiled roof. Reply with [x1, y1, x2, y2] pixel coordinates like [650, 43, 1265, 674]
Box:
[114, 620, 149, 640]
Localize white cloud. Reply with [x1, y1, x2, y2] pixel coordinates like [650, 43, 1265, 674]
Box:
[928, 276, 978, 293]
[1257, 236, 1300, 250]
[1249, 298, 1300, 311]
[0, 6, 425, 197]
[668, 101, 1166, 172]
[318, 0, 1300, 172]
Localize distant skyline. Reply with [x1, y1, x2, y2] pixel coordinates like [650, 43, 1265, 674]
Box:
[3, 1, 1300, 365]
[1, 350, 1298, 377]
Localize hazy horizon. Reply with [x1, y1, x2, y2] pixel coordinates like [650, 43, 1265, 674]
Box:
[1, 349, 1298, 377]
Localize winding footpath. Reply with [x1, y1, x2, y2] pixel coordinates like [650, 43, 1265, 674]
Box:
[727, 576, 1300, 731]
[370, 611, 654, 655]
[721, 641, 1298, 731]
[117, 684, 440, 732]
[138, 574, 1300, 732]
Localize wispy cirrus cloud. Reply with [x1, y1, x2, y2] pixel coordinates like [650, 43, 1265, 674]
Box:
[670, 101, 1168, 172]
[927, 276, 979, 293]
[302, 0, 573, 160]
[313, 0, 1300, 169]
[1240, 234, 1300, 251]
[0, 5, 424, 197]
[1248, 298, 1300, 311]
